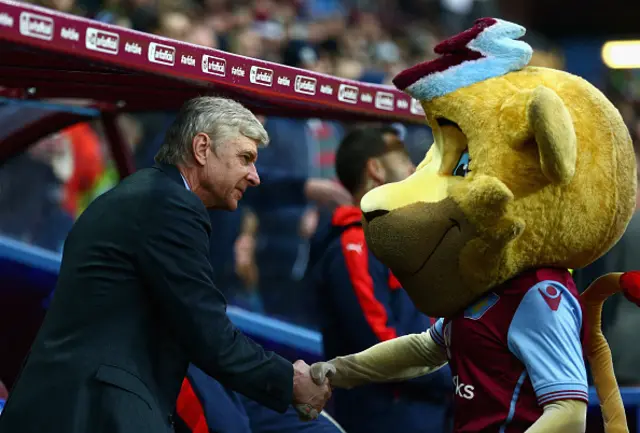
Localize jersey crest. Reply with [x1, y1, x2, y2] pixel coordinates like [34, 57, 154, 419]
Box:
[464, 292, 500, 320]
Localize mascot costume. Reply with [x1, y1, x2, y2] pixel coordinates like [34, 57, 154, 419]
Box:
[309, 18, 640, 433]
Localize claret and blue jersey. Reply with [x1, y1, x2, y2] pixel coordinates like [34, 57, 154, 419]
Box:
[429, 268, 587, 433]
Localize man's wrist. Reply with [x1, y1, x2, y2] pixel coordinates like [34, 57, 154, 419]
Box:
[292, 360, 307, 403]
[262, 355, 295, 413]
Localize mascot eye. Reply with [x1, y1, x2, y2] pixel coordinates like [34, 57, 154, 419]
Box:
[453, 151, 471, 177]
[437, 117, 459, 127]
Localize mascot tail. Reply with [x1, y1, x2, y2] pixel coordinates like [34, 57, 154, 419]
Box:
[580, 271, 640, 433]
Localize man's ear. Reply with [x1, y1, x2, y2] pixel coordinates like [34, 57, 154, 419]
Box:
[366, 158, 386, 185]
[192, 133, 210, 166]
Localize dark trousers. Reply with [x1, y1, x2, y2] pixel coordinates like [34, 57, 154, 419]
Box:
[177, 367, 343, 433]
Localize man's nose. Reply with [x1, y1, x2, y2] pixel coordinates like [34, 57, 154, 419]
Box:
[248, 166, 260, 186]
[363, 209, 389, 223]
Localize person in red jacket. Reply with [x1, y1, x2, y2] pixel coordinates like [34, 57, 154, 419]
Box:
[306, 126, 453, 433]
[60, 122, 105, 218]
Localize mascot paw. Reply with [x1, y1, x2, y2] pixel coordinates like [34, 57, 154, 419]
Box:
[310, 362, 336, 386]
[620, 271, 640, 307]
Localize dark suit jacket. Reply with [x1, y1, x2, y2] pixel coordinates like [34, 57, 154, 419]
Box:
[0, 163, 294, 433]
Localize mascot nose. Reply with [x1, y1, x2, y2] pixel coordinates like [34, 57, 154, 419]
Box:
[363, 209, 389, 223]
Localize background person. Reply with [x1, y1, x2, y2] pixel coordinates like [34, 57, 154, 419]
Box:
[307, 126, 453, 433]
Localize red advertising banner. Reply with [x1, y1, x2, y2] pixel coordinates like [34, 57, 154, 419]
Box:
[0, 0, 426, 122]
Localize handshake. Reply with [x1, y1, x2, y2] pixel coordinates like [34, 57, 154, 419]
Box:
[292, 360, 337, 421]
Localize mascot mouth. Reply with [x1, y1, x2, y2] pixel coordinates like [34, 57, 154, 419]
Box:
[363, 198, 474, 277]
[411, 218, 461, 275]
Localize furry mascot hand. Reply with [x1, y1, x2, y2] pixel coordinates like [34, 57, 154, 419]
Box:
[310, 362, 336, 386]
[310, 330, 448, 388]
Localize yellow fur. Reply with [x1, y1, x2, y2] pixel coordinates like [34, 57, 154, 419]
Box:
[362, 66, 636, 305]
[360, 61, 636, 432]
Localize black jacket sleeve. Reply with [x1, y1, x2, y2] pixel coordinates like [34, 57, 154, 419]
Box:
[137, 190, 293, 413]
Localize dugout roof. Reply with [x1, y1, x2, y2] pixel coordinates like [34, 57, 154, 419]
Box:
[0, 0, 426, 169]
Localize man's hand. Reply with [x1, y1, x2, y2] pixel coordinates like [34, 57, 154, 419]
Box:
[234, 233, 258, 288]
[304, 178, 352, 208]
[292, 360, 332, 421]
[299, 208, 319, 239]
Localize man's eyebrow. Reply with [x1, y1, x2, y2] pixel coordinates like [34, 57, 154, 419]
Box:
[241, 150, 258, 161]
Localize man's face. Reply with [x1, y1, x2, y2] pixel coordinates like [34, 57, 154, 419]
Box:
[379, 149, 415, 184]
[377, 133, 415, 184]
[159, 13, 191, 40]
[236, 30, 263, 59]
[201, 135, 260, 210]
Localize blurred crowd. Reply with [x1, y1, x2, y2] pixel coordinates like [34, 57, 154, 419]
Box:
[2, 0, 640, 388]
[26, 0, 504, 83]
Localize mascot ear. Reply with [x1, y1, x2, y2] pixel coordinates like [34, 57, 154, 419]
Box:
[500, 86, 577, 184]
[528, 86, 577, 184]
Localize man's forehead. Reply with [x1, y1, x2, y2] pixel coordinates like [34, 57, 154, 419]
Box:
[232, 136, 259, 159]
[230, 135, 259, 149]
[382, 148, 411, 161]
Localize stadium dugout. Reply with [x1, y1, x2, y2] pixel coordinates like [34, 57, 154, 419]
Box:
[0, 1, 638, 431]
